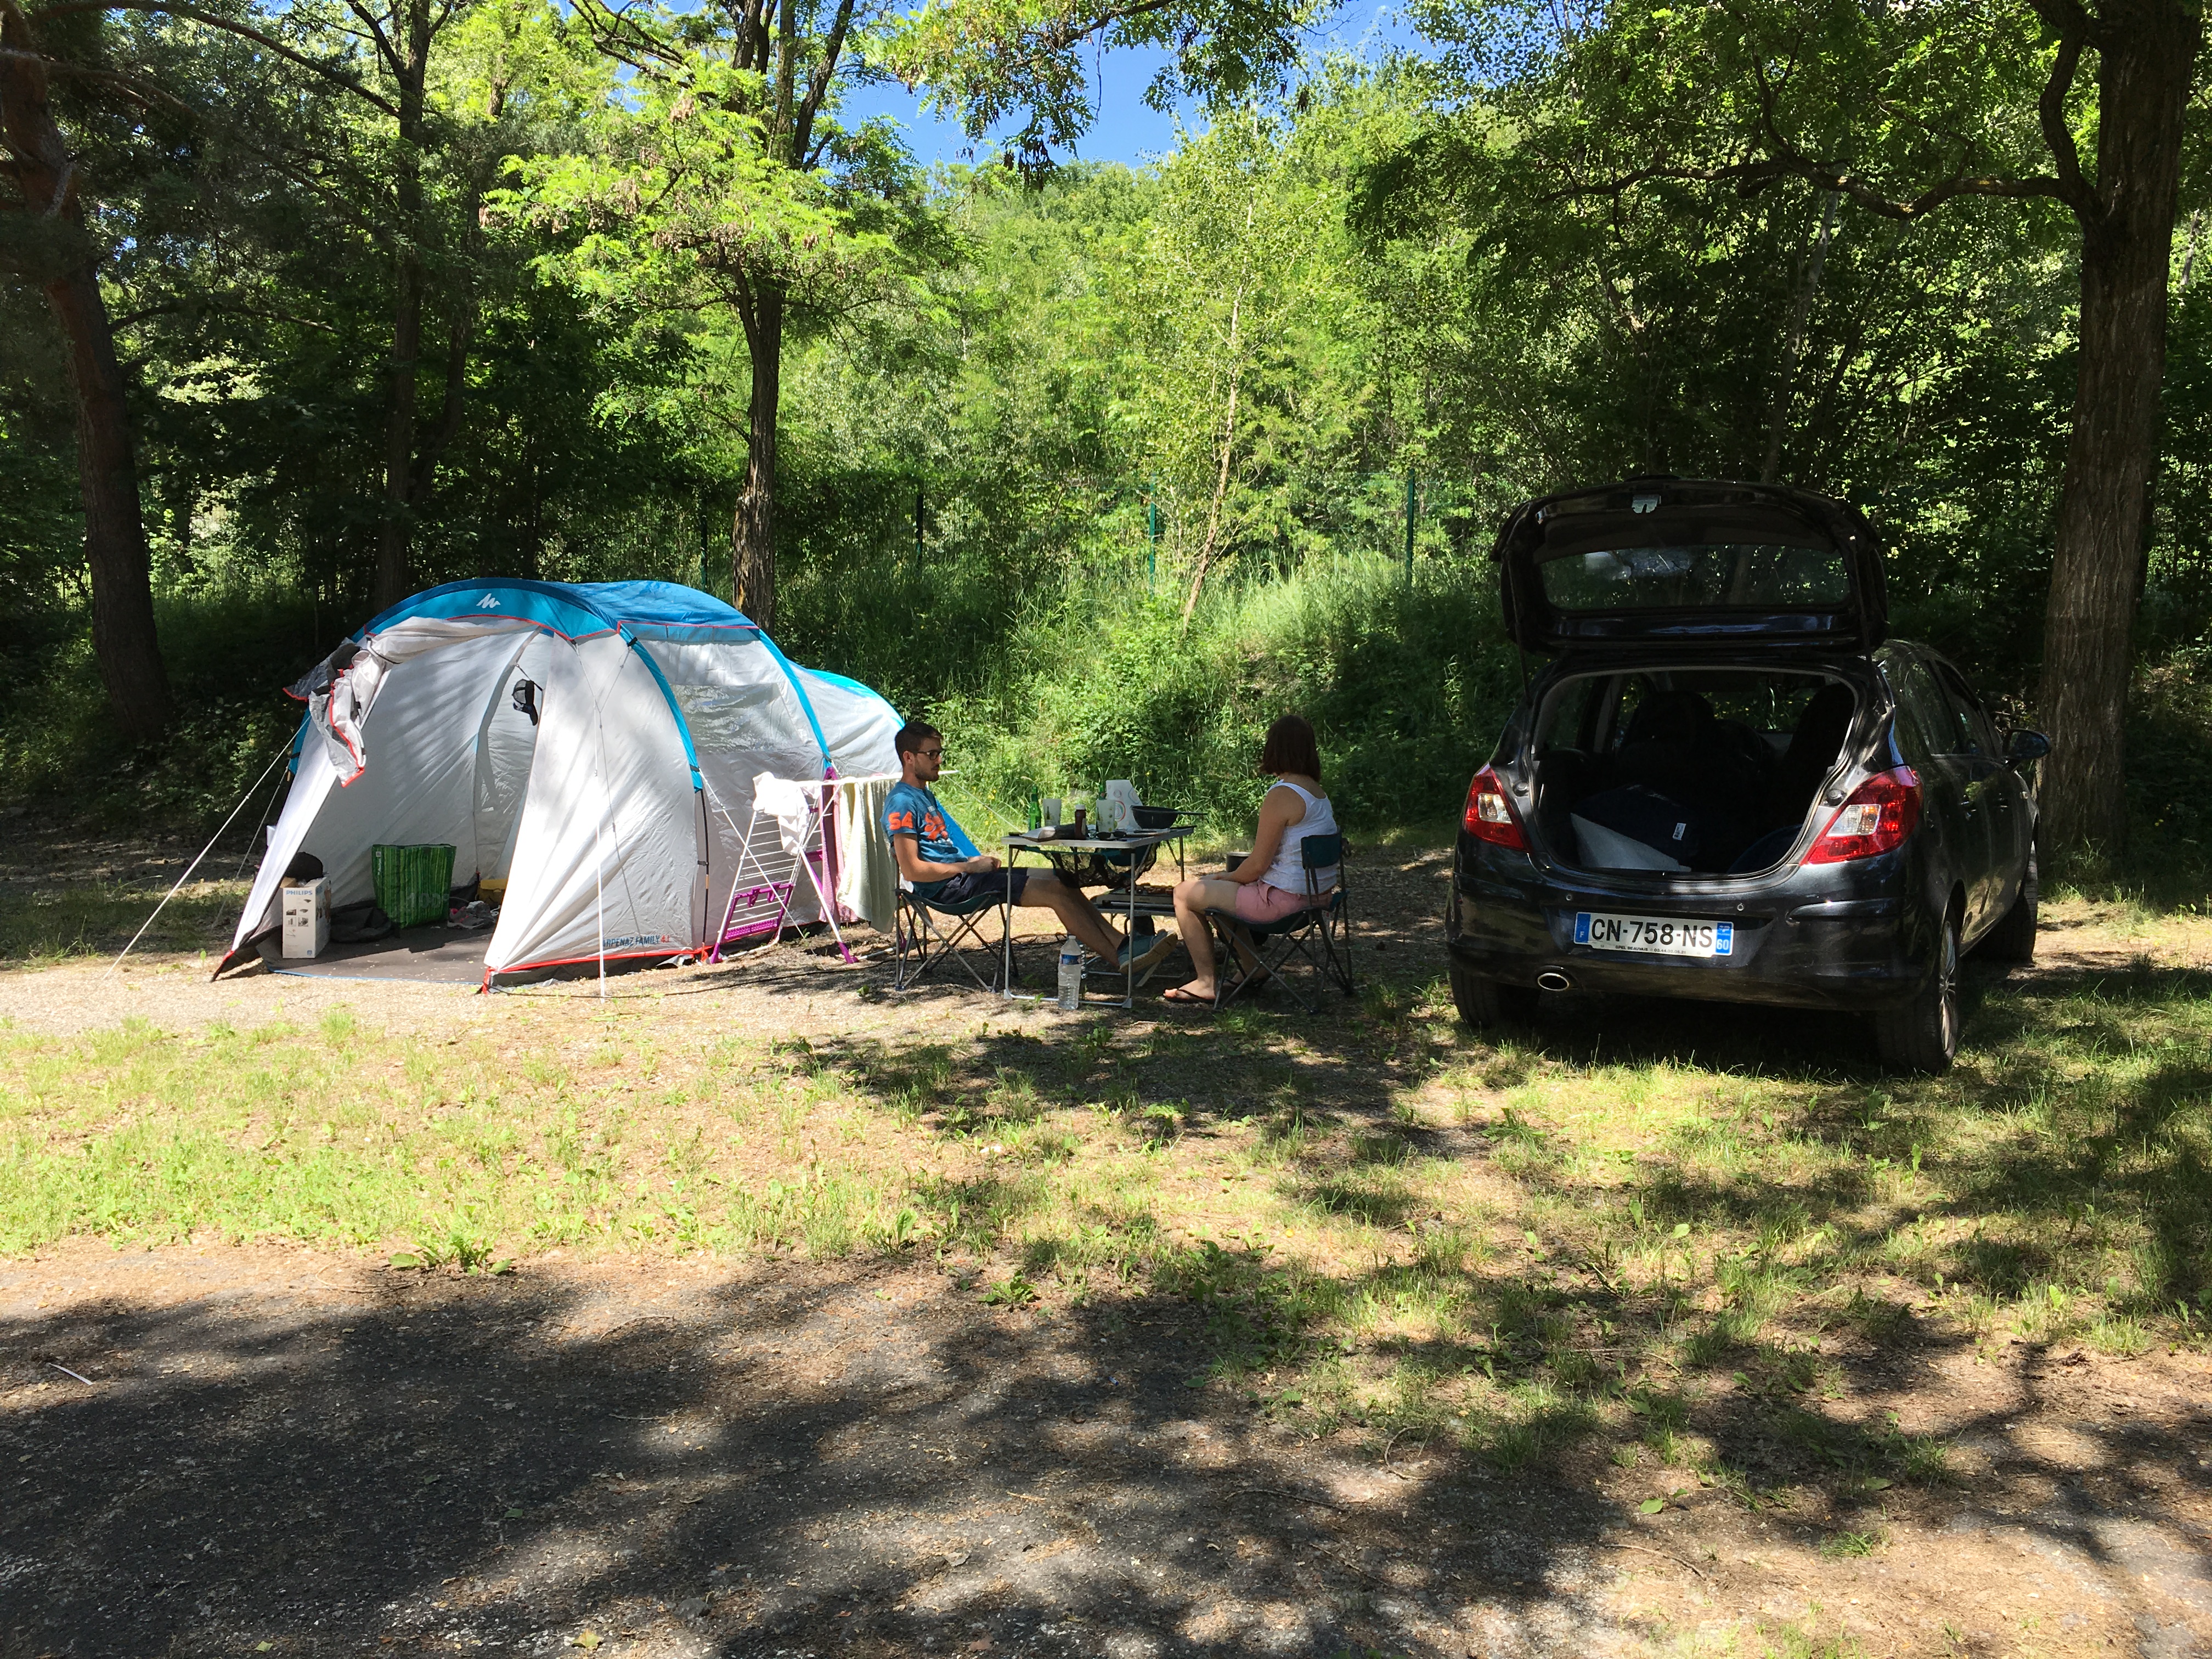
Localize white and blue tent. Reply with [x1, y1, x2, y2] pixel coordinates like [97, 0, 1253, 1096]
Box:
[230, 579, 900, 983]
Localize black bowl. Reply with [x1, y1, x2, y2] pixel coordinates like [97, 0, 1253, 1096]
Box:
[1131, 804, 1182, 830]
[1044, 844, 1160, 890]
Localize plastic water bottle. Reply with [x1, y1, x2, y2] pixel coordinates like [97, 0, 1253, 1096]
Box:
[1057, 935, 1083, 1011]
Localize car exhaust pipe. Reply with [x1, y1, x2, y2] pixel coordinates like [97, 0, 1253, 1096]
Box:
[1536, 968, 1573, 992]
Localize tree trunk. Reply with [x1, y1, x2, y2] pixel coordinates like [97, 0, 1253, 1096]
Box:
[2035, 3, 2198, 853]
[47, 259, 171, 741]
[1760, 191, 1838, 484]
[1181, 281, 1245, 630]
[371, 0, 433, 614]
[374, 252, 422, 612]
[732, 280, 784, 631]
[0, 0, 168, 740]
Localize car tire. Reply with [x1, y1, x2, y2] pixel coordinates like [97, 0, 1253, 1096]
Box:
[1450, 960, 1539, 1030]
[1977, 842, 2038, 964]
[1873, 904, 1961, 1074]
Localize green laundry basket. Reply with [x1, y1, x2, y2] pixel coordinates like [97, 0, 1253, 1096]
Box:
[371, 843, 455, 928]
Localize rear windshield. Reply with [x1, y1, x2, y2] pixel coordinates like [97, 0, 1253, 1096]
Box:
[1538, 544, 1850, 611]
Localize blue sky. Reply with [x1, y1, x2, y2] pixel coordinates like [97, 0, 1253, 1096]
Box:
[840, 3, 1426, 168]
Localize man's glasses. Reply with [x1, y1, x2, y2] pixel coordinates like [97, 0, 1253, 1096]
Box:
[916, 747, 944, 760]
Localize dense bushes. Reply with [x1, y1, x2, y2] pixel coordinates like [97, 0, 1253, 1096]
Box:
[922, 553, 1518, 833]
[0, 583, 312, 827]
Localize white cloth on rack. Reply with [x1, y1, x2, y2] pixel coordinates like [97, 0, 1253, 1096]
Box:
[832, 774, 899, 932]
[753, 772, 819, 857]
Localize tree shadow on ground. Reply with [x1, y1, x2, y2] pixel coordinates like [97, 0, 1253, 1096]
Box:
[1, 1263, 1628, 1659]
[9, 1247, 2204, 1659]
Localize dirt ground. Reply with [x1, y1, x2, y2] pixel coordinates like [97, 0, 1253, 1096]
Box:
[5, 1242, 2209, 1659]
[3, 834, 2210, 1658]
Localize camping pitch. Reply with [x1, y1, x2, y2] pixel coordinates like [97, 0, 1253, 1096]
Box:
[226, 579, 900, 986]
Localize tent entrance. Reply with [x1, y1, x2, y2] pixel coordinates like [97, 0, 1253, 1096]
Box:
[261, 929, 495, 985]
[235, 628, 553, 980]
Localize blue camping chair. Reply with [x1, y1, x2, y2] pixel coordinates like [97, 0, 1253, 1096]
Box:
[890, 812, 1014, 994]
[1212, 833, 1355, 1012]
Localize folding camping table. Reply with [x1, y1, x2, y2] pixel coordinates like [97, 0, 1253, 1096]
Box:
[996, 826, 1191, 1009]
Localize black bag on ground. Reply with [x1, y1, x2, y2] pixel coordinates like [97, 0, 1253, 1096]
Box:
[329, 901, 394, 943]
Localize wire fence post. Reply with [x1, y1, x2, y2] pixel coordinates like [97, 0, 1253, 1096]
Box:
[1403, 468, 1418, 587]
[1147, 481, 1159, 589]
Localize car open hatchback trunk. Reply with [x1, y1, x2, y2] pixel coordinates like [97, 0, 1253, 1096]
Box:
[1528, 665, 1859, 880]
[1494, 477, 1888, 653]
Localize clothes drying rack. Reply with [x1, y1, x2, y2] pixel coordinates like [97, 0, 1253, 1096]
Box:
[709, 771, 852, 964]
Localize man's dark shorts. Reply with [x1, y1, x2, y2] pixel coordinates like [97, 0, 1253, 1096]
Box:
[915, 867, 1030, 910]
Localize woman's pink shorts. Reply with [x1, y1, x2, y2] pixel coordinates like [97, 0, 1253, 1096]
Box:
[1232, 880, 1319, 925]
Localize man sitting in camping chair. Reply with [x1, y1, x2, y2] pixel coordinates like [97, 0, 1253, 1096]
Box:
[887, 721, 1173, 983]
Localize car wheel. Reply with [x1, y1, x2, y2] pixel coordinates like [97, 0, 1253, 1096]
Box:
[1873, 904, 1961, 1074]
[1977, 842, 2038, 964]
[1449, 960, 1539, 1029]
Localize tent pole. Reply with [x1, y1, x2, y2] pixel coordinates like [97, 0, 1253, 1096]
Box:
[596, 754, 608, 1002]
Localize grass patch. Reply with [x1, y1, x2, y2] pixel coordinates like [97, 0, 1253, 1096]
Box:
[0, 894, 2207, 1499]
[0, 874, 244, 963]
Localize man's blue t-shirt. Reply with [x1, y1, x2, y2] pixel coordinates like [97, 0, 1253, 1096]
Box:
[884, 782, 965, 896]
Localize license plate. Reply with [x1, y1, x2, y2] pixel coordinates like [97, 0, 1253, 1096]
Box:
[1574, 912, 1734, 956]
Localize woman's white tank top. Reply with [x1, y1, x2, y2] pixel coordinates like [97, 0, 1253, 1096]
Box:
[1262, 778, 1339, 893]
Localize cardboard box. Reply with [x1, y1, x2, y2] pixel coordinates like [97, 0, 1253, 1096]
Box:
[282, 877, 331, 960]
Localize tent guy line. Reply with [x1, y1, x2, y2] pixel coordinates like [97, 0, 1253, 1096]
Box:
[105, 738, 292, 981]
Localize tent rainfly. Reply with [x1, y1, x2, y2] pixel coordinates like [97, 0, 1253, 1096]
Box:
[227, 579, 901, 985]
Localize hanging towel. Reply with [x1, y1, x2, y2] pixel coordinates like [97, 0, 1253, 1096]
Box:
[833, 774, 899, 932]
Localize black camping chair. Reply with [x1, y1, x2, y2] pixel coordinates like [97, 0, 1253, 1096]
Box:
[1213, 833, 1355, 1012]
[893, 877, 1013, 994]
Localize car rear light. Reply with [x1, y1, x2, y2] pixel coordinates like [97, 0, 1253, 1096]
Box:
[1803, 766, 1921, 863]
[1463, 765, 1528, 850]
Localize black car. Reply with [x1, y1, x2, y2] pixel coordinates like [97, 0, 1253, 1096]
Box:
[1443, 477, 2047, 1072]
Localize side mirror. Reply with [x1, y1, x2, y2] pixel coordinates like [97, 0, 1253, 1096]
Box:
[2006, 729, 2051, 765]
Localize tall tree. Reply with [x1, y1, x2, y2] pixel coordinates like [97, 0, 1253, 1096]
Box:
[1130, 110, 1321, 622]
[0, 0, 168, 739]
[1379, 0, 2203, 851]
[325, 0, 575, 608]
[2026, 2, 2198, 851]
[515, 0, 1314, 630]
[507, 12, 927, 631]
[276, 0, 505, 609]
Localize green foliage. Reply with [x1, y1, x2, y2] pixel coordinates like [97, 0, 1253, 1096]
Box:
[499, 22, 941, 346]
[6, 13, 2212, 843]
[883, 0, 1314, 163]
[921, 554, 1516, 832]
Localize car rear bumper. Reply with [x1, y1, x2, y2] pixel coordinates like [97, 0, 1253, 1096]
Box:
[1445, 841, 1932, 1013]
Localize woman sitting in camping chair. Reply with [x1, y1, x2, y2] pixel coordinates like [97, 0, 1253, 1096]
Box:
[1163, 714, 1340, 1006]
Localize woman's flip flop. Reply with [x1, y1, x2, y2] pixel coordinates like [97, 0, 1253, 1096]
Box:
[1160, 986, 1213, 1006]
